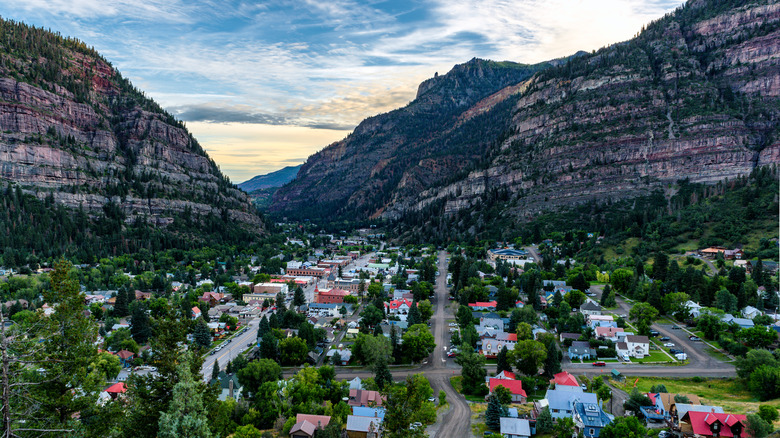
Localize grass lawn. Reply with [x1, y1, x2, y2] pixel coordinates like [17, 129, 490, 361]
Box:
[450, 376, 486, 403]
[704, 346, 733, 362]
[470, 403, 490, 436]
[614, 376, 780, 422]
[633, 350, 674, 363]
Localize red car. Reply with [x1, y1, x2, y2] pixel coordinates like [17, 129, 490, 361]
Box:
[592, 361, 606, 367]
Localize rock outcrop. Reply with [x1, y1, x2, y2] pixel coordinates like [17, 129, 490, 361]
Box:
[271, 0, 780, 227]
[0, 19, 263, 231]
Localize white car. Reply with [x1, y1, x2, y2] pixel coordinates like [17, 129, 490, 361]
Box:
[448, 323, 458, 327]
[664, 342, 675, 347]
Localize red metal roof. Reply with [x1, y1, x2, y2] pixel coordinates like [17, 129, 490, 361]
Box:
[551, 371, 579, 387]
[489, 378, 526, 397]
[105, 382, 126, 393]
[685, 411, 749, 437]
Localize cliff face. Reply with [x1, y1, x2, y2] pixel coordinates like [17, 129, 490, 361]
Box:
[271, 0, 780, 225]
[0, 20, 263, 230]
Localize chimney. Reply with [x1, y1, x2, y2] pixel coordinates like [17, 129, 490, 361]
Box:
[229, 379, 234, 399]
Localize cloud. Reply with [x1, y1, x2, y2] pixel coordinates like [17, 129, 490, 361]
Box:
[171, 103, 288, 125]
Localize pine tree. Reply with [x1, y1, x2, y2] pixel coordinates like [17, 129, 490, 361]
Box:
[496, 346, 512, 374]
[485, 394, 502, 430]
[258, 315, 270, 338]
[158, 353, 213, 438]
[390, 324, 399, 364]
[373, 323, 383, 337]
[226, 360, 232, 374]
[114, 289, 129, 317]
[193, 317, 211, 349]
[544, 341, 562, 378]
[130, 303, 152, 344]
[211, 360, 220, 381]
[600, 285, 612, 306]
[375, 359, 393, 390]
[536, 407, 554, 434]
[293, 287, 306, 307]
[407, 301, 421, 326]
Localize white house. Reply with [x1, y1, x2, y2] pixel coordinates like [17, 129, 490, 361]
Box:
[580, 301, 602, 316]
[685, 301, 703, 319]
[625, 335, 650, 358]
[742, 306, 762, 320]
[588, 314, 616, 329]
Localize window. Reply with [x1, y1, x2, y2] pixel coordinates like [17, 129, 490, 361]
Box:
[589, 428, 595, 436]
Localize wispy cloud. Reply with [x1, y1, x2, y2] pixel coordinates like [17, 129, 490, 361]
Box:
[0, 0, 681, 180]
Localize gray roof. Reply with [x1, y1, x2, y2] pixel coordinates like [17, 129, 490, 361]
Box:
[346, 415, 382, 432]
[570, 341, 594, 355]
[625, 335, 649, 344]
[545, 389, 597, 412]
[581, 301, 601, 311]
[500, 417, 531, 436]
[676, 404, 724, 419]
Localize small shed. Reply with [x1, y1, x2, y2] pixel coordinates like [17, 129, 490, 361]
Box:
[611, 369, 623, 382]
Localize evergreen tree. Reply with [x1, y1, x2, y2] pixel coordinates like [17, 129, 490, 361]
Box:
[600, 285, 612, 306]
[407, 301, 421, 326]
[193, 317, 212, 349]
[293, 286, 306, 307]
[752, 258, 764, 286]
[259, 331, 278, 361]
[373, 323, 383, 337]
[375, 359, 393, 390]
[226, 360, 233, 374]
[211, 360, 220, 381]
[390, 324, 400, 364]
[258, 315, 270, 339]
[485, 394, 502, 430]
[131, 303, 152, 344]
[158, 353, 213, 438]
[653, 252, 669, 282]
[268, 312, 280, 328]
[114, 289, 129, 317]
[544, 341, 562, 378]
[536, 407, 554, 434]
[496, 346, 512, 375]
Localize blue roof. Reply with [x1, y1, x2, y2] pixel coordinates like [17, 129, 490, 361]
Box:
[574, 402, 611, 428]
[545, 390, 597, 411]
[352, 407, 385, 420]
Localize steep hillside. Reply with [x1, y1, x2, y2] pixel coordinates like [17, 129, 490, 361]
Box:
[271, 0, 780, 230]
[239, 165, 301, 192]
[0, 18, 263, 245]
[271, 58, 552, 219]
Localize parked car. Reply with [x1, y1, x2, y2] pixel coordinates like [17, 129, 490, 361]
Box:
[580, 383, 587, 390]
[448, 323, 458, 327]
[592, 361, 606, 367]
[664, 342, 675, 347]
[689, 336, 701, 341]
[649, 330, 660, 337]
[672, 326, 681, 330]
[660, 336, 670, 341]
[659, 431, 671, 438]
[670, 348, 683, 355]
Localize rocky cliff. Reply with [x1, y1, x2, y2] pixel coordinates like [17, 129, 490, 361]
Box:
[271, 0, 780, 228]
[0, 19, 263, 232]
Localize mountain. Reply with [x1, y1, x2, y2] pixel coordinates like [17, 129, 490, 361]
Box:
[271, 0, 780, 231]
[238, 165, 301, 193]
[0, 18, 264, 255]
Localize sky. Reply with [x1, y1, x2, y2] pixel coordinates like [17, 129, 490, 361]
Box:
[0, 0, 681, 183]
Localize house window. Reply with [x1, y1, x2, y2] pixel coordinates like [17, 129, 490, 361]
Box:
[589, 428, 595, 436]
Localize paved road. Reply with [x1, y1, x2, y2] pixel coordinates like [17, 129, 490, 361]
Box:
[201, 317, 261, 382]
[425, 251, 471, 438]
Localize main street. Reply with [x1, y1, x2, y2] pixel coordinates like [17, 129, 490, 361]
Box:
[201, 316, 262, 382]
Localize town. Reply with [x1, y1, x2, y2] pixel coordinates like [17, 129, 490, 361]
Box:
[2, 225, 778, 438]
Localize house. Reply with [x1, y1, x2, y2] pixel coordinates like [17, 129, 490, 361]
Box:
[685, 301, 704, 319]
[327, 348, 352, 365]
[641, 392, 701, 421]
[515, 300, 525, 308]
[500, 417, 531, 438]
[348, 389, 384, 407]
[560, 333, 582, 343]
[480, 317, 505, 330]
[543, 389, 598, 419]
[345, 415, 382, 438]
[580, 301, 602, 316]
[384, 299, 412, 317]
[625, 335, 650, 358]
[588, 315, 616, 329]
[724, 315, 755, 329]
[352, 407, 385, 420]
[210, 372, 243, 402]
[488, 248, 529, 261]
[550, 371, 580, 388]
[104, 382, 127, 400]
[290, 414, 331, 438]
[481, 337, 515, 357]
[116, 350, 135, 367]
[616, 342, 630, 361]
[198, 291, 223, 307]
[573, 402, 612, 437]
[675, 404, 724, 425]
[495, 370, 517, 380]
[742, 306, 762, 320]
[488, 378, 527, 403]
[349, 377, 364, 390]
[595, 327, 624, 342]
[680, 411, 749, 438]
[469, 301, 497, 311]
[192, 306, 202, 319]
[569, 341, 596, 360]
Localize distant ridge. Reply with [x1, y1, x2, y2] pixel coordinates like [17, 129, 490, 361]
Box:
[239, 165, 302, 193]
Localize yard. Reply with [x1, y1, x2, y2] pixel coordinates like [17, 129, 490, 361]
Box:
[632, 350, 674, 363]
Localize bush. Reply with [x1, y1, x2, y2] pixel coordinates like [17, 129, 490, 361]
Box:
[758, 405, 779, 424]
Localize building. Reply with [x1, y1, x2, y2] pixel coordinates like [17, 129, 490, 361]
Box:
[550, 371, 580, 389]
[345, 415, 382, 438]
[286, 261, 327, 278]
[210, 372, 243, 402]
[251, 282, 289, 295]
[488, 378, 527, 403]
[543, 389, 598, 419]
[488, 248, 529, 261]
[640, 392, 701, 421]
[573, 401, 612, 437]
[569, 341, 596, 360]
[595, 327, 624, 342]
[500, 417, 531, 438]
[348, 389, 384, 407]
[317, 288, 351, 304]
[588, 315, 616, 329]
[580, 301, 603, 316]
[624, 335, 650, 358]
[329, 278, 364, 292]
[469, 301, 498, 311]
[680, 411, 748, 438]
[290, 414, 331, 438]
